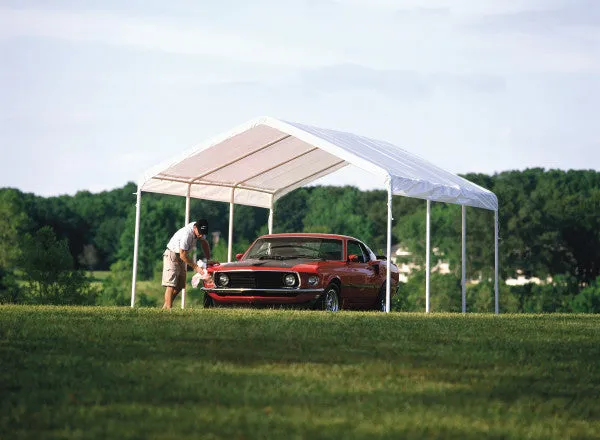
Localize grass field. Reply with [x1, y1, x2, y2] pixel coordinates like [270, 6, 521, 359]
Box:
[1, 306, 599, 439]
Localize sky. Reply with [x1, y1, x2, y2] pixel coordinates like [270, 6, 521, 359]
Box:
[1, 0, 599, 196]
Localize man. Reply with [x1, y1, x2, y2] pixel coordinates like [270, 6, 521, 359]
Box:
[162, 218, 211, 309]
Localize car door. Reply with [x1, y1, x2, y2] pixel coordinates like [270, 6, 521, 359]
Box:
[358, 242, 382, 308]
[345, 240, 374, 308]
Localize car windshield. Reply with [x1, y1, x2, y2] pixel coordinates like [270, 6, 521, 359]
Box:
[244, 237, 343, 261]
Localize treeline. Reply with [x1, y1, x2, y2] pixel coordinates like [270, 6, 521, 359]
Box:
[1, 168, 599, 311]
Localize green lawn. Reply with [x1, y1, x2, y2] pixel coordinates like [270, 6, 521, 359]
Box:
[89, 271, 112, 281]
[1, 306, 599, 439]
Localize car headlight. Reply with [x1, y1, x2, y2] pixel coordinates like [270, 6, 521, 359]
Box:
[283, 273, 297, 287]
[307, 275, 319, 286]
[216, 273, 229, 287]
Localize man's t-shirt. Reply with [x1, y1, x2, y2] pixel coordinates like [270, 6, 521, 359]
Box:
[167, 222, 197, 253]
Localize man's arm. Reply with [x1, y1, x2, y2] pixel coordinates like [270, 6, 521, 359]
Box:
[179, 249, 202, 273]
[199, 238, 211, 260]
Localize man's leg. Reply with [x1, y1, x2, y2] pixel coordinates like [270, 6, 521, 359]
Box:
[166, 261, 186, 308]
[162, 271, 185, 309]
[162, 250, 182, 309]
[171, 288, 181, 303]
[163, 286, 176, 309]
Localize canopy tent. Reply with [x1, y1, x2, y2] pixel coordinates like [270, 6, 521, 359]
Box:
[132, 116, 500, 313]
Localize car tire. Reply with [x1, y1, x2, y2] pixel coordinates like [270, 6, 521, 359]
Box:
[375, 284, 387, 312]
[203, 293, 214, 308]
[317, 284, 340, 312]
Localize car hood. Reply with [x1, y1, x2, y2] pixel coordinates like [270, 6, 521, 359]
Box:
[212, 258, 322, 271]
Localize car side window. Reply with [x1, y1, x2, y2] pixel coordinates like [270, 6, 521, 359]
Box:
[347, 241, 366, 263]
[319, 240, 343, 261]
[358, 243, 372, 262]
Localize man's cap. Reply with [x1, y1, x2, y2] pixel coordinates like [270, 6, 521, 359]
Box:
[196, 219, 209, 234]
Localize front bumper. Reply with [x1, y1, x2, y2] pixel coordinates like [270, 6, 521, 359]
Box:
[201, 287, 324, 306]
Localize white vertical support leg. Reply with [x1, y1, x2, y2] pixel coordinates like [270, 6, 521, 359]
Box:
[181, 185, 191, 310]
[227, 189, 235, 263]
[130, 188, 142, 308]
[425, 200, 431, 313]
[462, 205, 467, 313]
[268, 195, 274, 235]
[495, 209, 500, 314]
[385, 179, 393, 313]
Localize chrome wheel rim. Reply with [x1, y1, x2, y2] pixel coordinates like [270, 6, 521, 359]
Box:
[324, 288, 339, 312]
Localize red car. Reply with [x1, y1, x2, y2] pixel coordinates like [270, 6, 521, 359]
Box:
[202, 233, 399, 311]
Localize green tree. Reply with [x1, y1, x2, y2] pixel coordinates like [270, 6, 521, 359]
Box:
[274, 187, 311, 233]
[395, 270, 462, 312]
[94, 217, 126, 267]
[571, 276, 600, 313]
[18, 226, 97, 305]
[4, 168, 599, 312]
[303, 186, 374, 244]
[393, 201, 482, 277]
[96, 260, 131, 306]
[467, 280, 519, 313]
[211, 239, 229, 262]
[0, 189, 32, 303]
[0, 267, 21, 304]
[117, 196, 185, 279]
[521, 274, 579, 313]
[0, 188, 31, 268]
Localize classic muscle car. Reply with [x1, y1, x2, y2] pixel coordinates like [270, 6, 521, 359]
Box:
[201, 233, 399, 311]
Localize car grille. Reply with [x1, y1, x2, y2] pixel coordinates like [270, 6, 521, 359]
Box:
[213, 290, 298, 297]
[218, 271, 295, 289]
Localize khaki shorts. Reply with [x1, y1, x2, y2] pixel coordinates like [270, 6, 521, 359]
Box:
[162, 249, 187, 290]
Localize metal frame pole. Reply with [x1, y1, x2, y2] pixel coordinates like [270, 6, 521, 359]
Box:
[130, 188, 142, 308]
[425, 200, 431, 313]
[181, 185, 191, 309]
[227, 189, 235, 262]
[385, 178, 393, 313]
[495, 209, 499, 314]
[462, 205, 467, 313]
[268, 195, 274, 234]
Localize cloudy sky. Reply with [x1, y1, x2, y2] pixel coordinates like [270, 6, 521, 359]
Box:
[1, 0, 599, 196]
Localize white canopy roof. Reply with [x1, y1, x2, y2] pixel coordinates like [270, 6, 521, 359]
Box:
[138, 116, 498, 211]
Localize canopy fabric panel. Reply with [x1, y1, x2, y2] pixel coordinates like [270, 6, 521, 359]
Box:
[138, 116, 498, 211]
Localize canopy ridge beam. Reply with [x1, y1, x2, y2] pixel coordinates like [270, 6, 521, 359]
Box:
[153, 175, 197, 184]
[189, 134, 292, 184]
[150, 177, 276, 195]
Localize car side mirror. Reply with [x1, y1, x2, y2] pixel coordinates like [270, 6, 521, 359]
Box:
[368, 260, 380, 274]
[235, 253, 244, 261]
[348, 254, 359, 263]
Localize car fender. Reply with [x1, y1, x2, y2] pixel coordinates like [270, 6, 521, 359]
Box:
[324, 276, 343, 297]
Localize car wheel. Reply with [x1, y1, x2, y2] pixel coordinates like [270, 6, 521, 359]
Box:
[318, 284, 340, 312]
[203, 293, 214, 308]
[375, 284, 387, 312]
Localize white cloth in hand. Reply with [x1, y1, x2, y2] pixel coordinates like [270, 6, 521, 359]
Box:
[191, 260, 210, 288]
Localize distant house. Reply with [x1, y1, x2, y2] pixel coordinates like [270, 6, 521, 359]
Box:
[391, 244, 449, 283]
[505, 270, 552, 286]
[391, 245, 549, 286]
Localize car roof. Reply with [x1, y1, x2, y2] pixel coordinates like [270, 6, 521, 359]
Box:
[258, 233, 356, 241]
